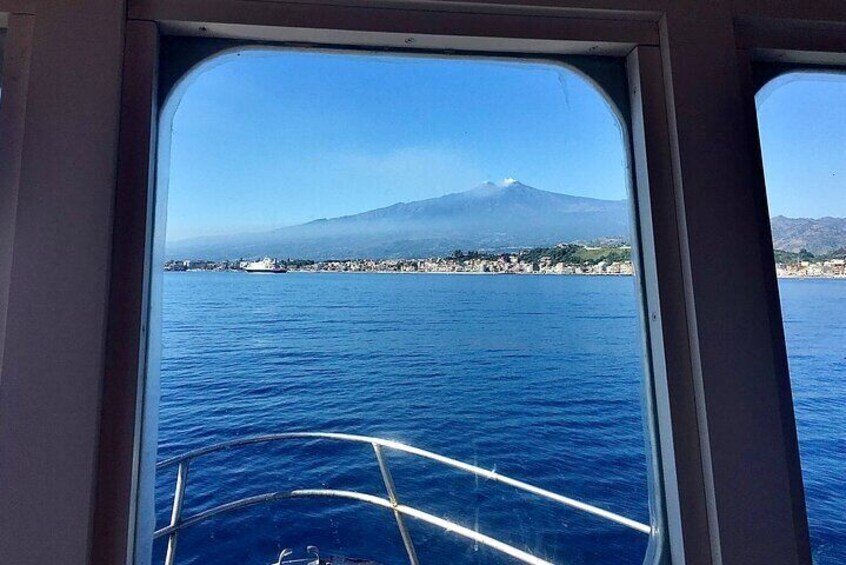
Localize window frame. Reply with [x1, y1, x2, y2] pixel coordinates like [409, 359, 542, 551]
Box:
[145, 38, 666, 565]
[0, 12, 32, 380]
[103, 11, 823, 565]
[750, 62, 846, 563]
[106, 17, 714, 564]
[3, 2, 845, 565]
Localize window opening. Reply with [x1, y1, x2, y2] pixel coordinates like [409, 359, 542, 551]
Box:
[756, 70, 846, 565]
[146, 47, 657, 565]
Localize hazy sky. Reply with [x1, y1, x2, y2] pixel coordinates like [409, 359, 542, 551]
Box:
[163, 50, 628, 241]
[163, 51, 844, 241]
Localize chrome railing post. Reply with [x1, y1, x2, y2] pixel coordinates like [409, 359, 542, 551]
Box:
[164, 461, 190, 565]
[372, 444, 419, 565]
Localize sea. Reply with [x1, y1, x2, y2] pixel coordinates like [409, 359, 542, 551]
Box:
[152, 273, 844, 565]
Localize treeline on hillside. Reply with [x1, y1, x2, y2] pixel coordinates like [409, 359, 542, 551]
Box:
[774, 247, 846, 263]
[449, 244, 631, 266]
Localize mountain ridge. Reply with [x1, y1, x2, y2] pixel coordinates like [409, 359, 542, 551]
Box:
[167, 181, 630, 260]
[770, 215, 846, 255]
[166, 182, 846, 260]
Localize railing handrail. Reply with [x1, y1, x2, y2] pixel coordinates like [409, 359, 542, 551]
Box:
[156, 432, 651, 565]
[156, 431, 651, 534]
[154, 488, 556, 565]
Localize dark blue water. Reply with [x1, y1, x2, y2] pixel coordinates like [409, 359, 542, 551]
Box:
[779, 279, 846, 565]
[153, 273, 844, 564]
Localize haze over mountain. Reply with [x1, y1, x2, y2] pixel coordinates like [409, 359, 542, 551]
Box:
[166, 180, 846, 260]
[167, 180, 630, 260]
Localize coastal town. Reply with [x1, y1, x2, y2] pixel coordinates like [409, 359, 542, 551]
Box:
[775, 258, 846, 278]
[164, 244, 846, 278]
[167, 255, 635, 275]
[165, 256, 635, 275]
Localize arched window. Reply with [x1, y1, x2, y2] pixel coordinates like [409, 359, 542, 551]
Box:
[144, 47, 660, 565]
[756, 70, 846, 565]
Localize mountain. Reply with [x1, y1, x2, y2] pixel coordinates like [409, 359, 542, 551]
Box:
[167, 180, 630, 260]
[770, 216, 846, 255]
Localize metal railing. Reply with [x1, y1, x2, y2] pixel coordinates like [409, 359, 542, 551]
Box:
[154, 432, 651, 565]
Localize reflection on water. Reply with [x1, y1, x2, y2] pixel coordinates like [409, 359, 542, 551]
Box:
[156, 273, 651, 564]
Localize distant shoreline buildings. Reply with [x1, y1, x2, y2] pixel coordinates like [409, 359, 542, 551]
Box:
[775, 258, 846, 278]
[164, 244, 846, 279]
[165, 255, 635, 276]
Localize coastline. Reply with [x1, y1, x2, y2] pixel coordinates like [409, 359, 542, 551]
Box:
[164, 269, 846, 280]
[164, 249, 846, 279]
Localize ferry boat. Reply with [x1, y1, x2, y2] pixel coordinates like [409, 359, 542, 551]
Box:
[243, 258, 287, 273]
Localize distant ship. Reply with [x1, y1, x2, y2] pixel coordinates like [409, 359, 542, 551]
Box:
[243, 258, 287, 273]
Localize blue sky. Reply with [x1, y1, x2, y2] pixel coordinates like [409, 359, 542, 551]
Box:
[163, 51, 844, 241]
[756, 72, 845, 219]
